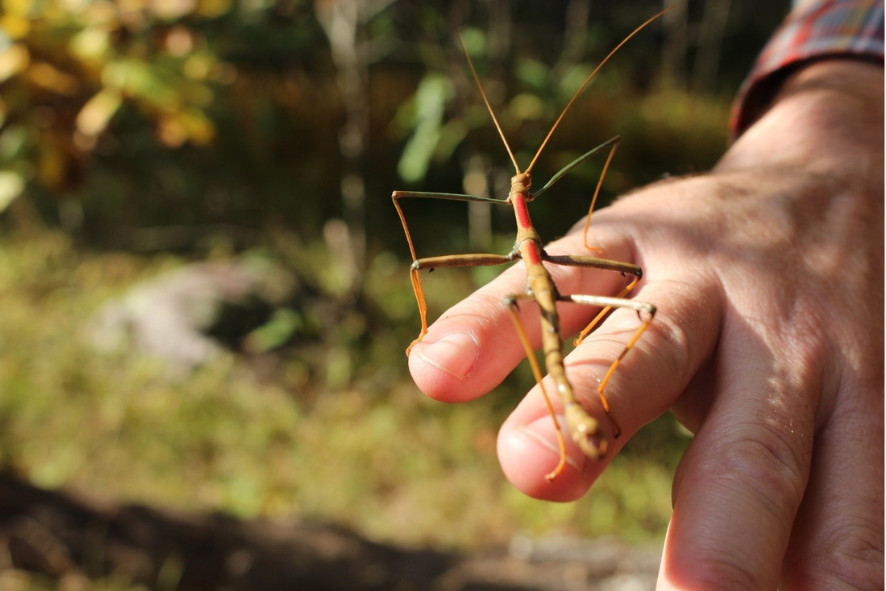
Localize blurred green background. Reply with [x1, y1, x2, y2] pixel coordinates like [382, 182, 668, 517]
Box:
[0, 0, 788, 588]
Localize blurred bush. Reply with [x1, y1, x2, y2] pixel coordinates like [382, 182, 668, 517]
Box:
[0, 0, 785, 252]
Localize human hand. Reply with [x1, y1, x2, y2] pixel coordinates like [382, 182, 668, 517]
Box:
[406, 59, 883, 589]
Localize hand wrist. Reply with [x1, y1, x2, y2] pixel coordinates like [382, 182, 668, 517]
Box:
[718, 59, 883, 182]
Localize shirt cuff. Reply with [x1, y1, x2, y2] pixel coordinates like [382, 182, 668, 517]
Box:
[731, 0, 884, 136]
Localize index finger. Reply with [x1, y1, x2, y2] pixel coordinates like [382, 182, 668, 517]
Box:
[407, 227, 642, 403]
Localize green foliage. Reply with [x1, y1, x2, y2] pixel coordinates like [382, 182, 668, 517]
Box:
[395, 73, 455, 182]
[0, 0, 769, 253]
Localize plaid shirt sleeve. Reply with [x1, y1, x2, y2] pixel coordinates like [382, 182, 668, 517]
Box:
[732, 0, 884, 134]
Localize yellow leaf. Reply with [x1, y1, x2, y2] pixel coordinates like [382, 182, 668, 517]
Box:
[37, 134, 68, 190]
[0, 44, 28, 83]
[0, 170, 24, 212]
[69, 27, 111, 62]
[76, 88, 122, 137]
[197, 0, 231, 18]
[27, 62, 80, 96]
[0, 15, 30, 39]
[184, 53, 212, 80]
[157, 108, 215, 147]
[151, 0, 196, 20]
[157, 114, 187, 147]
[180, 108, 215, 145]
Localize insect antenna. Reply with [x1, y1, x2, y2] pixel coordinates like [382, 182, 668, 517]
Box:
[526, 9, 669, 174]
[458, 34, 522, 175]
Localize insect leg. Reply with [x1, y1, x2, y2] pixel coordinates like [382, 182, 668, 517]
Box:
[533, 135, 621, 200]
[543, 253, 643, 345]
[543, 252, 653, 438]
[559, 292, 656, 438]
[392, 190, 512, 355]
[532, 136, 621, 254]
[503, 292, 570, 482]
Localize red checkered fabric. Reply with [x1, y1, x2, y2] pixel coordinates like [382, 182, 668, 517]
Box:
[732, 0, 884, 134]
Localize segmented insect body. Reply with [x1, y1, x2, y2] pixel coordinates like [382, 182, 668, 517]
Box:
[393, 12, 662, 481]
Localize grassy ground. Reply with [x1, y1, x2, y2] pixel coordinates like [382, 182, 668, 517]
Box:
[0, 230, 689, 586]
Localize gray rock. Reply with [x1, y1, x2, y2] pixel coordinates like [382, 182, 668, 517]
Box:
[89, 257, 298, 371]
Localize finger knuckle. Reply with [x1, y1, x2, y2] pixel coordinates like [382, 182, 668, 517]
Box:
[720, 423, 810, 522]
[641, 296, 696, 389]
[814, 521, 885, 589]
[688, 553, 770, 590]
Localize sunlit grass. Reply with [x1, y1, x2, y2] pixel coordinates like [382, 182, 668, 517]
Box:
[0, 231, 687, 561]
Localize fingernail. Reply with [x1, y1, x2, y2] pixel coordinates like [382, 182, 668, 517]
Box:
[412, 332, 479, 380]
[518, 417, 582, 472]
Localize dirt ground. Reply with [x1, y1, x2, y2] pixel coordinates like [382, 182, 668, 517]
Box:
[0, 472, 661, 590]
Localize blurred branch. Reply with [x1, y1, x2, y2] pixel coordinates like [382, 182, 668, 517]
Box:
[315, 0, 394, 295]
[693, 0, 732, 94]
[661, 0, 689, 89]
[552, 0, 592, 80]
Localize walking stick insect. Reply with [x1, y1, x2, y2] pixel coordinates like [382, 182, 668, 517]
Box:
[392, 12, 662, 482]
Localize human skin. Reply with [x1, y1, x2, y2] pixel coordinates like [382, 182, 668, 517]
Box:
[406, 59, 883, 589]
